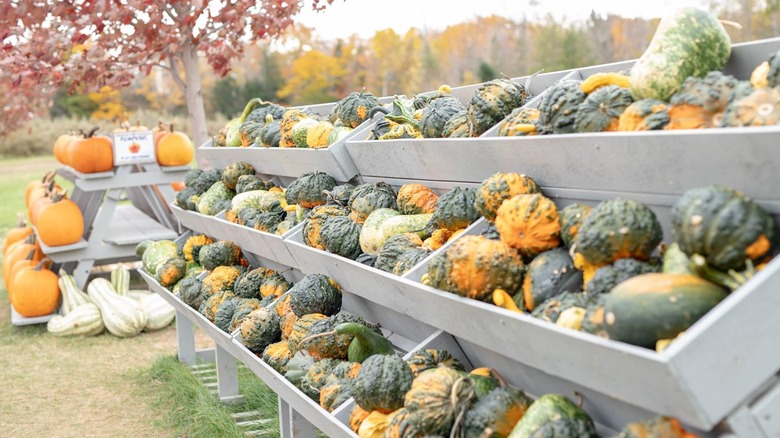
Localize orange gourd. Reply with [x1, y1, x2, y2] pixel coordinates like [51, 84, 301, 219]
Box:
[10, 258, 60, 317]
[155, 123, 194, 166]
[3, 213, 33, 254]
[35, 192, 84, 247]
[66, 126, 114, 174]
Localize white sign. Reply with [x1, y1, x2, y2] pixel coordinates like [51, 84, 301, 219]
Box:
[113, 131, 156, 166]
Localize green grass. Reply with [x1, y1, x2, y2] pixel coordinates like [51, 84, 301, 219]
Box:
[145, 356, 281, 437]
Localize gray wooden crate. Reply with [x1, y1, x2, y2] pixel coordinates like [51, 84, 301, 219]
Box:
[197, 97, 395, 182]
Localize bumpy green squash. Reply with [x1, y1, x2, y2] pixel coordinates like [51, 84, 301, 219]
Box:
[288, 274, 342, 318]
[319, 379, 353, 412]
[426, 235, 525, 302]
[508, 394, 598, 437]
[178, 277, 205, 310]
[393, 247, 432, 276]
[325, 184, 355, 206]
[574, 85, 634, 132]
[442, 110, 471, 138]
[337, 91, 380, 128]
[720, 87, 780, 127]
[258, 115, 281, 147]
[426, 187, 480, 233]
[303, 205, 350, 251]
[420, 95, 466, 138]
[464, 387, 533, 438]
[188, 168, 222, 194]
[181, 234, 214, 264]
[196, 181, 235, 216]
[320, 216, 363, 260]
[397, 184, 438, 215]
[221, 161, 255, 190]
[531, 291, 593, 324]
[214, 297, 241, 333]
[405, 349, 464, 378]
[559, 203, 592, 248]
[538, 80, 586, 134]
[262, 340, 293, 374]
[139, 240, 178, 276]
[476, 172, 541, 222]
[199, 290, 235, 323]
[575, 198, 662, 266]
[285, 171, 337, 209]
[240, 307, 281, 353]
[629, 7, 731, 101]
[201, 265, 242, 296]
[279, 109, 311, 148]
[351, 354, 413, 414]
[617, 99, 670, 131]
[671, 185, 777, 270]
[198, 240, 242, 271]
[284, 350, 317, 387]
[287, 313, 328, 354]
[603, 273, 728, 348]
[523, 248, 583, 311]
[498, 107, 540, 137]
[348, 182, 398, 224]
[667, 71, 750, 129]
[586, 258, 660, 295]
[404, 366, 474, 435]
[374, 233, 424, 273]
[230, 298, 262, 332]
[301, 358, 342, 400]
[155, 257, 186, 287]
[467, 77, 527, 136]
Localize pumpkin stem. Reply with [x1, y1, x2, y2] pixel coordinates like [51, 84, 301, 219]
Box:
[33, 257, 50, 271]
[719, 19, 743, 29]
[24, 248, 36, 261]
[51, 190, 67, 203]
[15, 212, 26, 228]
[86, 126, 100, 138]
[573, 391, 585, 408]
[690, 254, 753, 291]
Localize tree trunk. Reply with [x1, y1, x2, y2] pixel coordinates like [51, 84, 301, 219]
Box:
[180, 43, 210, 167]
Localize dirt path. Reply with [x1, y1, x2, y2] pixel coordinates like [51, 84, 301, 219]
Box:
[0, 284, 214, 437]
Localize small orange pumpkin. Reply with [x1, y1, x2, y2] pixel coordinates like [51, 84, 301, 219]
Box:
[36, 192, 84, 247]
[10, 258, 60, 317]
[156, 123, 195, 166]
[7, 249, 40, 301]
[24, 171, 57, 207]
[66, 126, 114, 174]
[3, 213, 33, 254]
[3, 235, 42, 289]
[495, 193, 561, 260]
[53, 132, 79, 165]
[170, 181, 186, 192]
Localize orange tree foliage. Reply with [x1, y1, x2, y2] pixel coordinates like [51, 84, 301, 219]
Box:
[0, 0, 337, 135]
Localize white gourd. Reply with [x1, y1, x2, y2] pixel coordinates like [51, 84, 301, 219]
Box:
[57, 275, 93, 315]
[111, 265, 131, 296]
[138, 293, 175, 331]
[87, 277, 147, 337]
[47, 304, 104, 336]
[127, 289, 152, 301]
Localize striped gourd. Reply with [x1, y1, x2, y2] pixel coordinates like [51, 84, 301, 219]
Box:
[47, 303, 104, 337]
[87, 278, 147, 337]
[111, 265, 131, 295]
[137, 293, 175, 331]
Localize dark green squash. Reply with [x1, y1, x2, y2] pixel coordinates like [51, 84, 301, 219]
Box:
[426, 235, 525, 302]
[538, 80, 587, 134]
[603, 273, 728, 348]
[214, 297, 241, 333]
[574, 85, 634, 132]
[251, 209, 286, 233]
[258, 115, 282, 147]
[298, 314, 384, 362]
[667, 71, 750, 130]
[198, 240, 242, 271]
[375, 233, 424, 273]
[617, 99, 671, 131]
[284, 351, 317, 387]
[319, 379, 353, 412]
[284, 171, 337, 209]
[337, 90, 381, 128]
[720, 87, 780, 127]
[235, 175, 266, 194]
[522, 248, 583, 311]
[531, 291, 594, 324]
[234, 267, 274, 299]
[383, 408, 420, 437]
[178, 277, 205, 310]
[262, 340, 293, 374]
[238, 120, 265, 146]
[328, 360, 362, 381]
[405, 349, 465, 378]
[466, 77, 527, 136]
[289, 274, 343, 318]
[196, 181, 235, 216]
[420, 95, 467, 138]
[507, 394, 597, 437]
[464, 387, 533, 438]
[320, 216, 363, 260]
[239, 306, 281, 353]
[575, 198, 663, 267]
[301, 358, 343, 401]
[476, 172, 541, 222]
[303, 204, 350, 250]
[259, 273, 291, 298]
[356, 253, 378, 268]
[586, 258, 660, 295]
[230, 298, 262, 332]
[559, 203, 592, 248]
[221, 161, 255, 191]
[184, 168, 203, 186]
[155, 257, 186, 287]
[298, 317, 351, 361]
[351, 354, 413, 414]
[671, 184, 777, 270]
[393, 247, 432, 276]
[325, 184, 355, 206]
[176, 187, 199, 211]
[469, 368, 502, 399]
[426, 187, 480, 233]
[244, 100, 286, 125]
[199, 290, 235, 323]
[189, 168, 222, 194]
[348, 182, 398, 224]
[180, 234, 214, 264]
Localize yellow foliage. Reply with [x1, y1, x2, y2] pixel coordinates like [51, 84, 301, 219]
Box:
[88, 86, 126, 121]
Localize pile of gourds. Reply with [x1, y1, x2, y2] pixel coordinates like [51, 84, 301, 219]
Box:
[45, 266, 175, 337]
[420, 171, 777, 351]
[500, 8, 780, 137]
[212, 90, 378, 148]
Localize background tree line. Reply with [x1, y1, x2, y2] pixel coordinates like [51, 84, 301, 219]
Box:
[50, 2, 780, 121]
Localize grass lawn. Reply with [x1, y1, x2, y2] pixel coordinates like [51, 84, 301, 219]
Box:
[0, 155, 282, 437]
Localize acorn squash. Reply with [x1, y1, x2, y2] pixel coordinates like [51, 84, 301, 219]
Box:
[374, 233, 424, 273]
[303, 204, 350, 251]
[537, 80, 586, 134]
[321, 216, 363, 260]
[348, 182, 398, 224]
[523, 248, 583, 311]
[574, 85, 633, 132]
[476, 172, 541, 223]
[466, 77, 527, 136]
[352, 354, 413, 414]
[426, 187, 480, 233]
[495, 194, 561, 260]
[464, 387, 532, 438]
[288, 274, 343, 318]
[586, 258, 660, 295]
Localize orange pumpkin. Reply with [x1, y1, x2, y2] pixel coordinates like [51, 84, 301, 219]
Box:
[66, 126, 114, 174]
[156, 124, 194, 166]
[35, 192, 84, 247]
[53, 133, 79, 165]
[7, 250, 47, 300]
[10, 258, 60, 317]
[170, 181, 186, 192]
[30, 189, 69, 226]
[24, 171, 56, 206]
[3, 213, 33, 254]
[2, 235, 42, 289]
[495, 194, 561, 260]
[153, 121, 169, 145]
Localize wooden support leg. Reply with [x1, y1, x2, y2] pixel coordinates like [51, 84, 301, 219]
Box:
[278, 398, 317, 438]
[216, 343, 244, 405]
[72, 259, 95, 290]
[175, 310, 197, 365]
[725, 406, 768, 438]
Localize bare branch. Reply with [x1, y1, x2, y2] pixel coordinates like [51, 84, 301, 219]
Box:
[167, 51, 187, 93]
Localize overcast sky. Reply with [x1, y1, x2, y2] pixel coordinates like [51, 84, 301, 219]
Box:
[296, 0, 711, 40]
